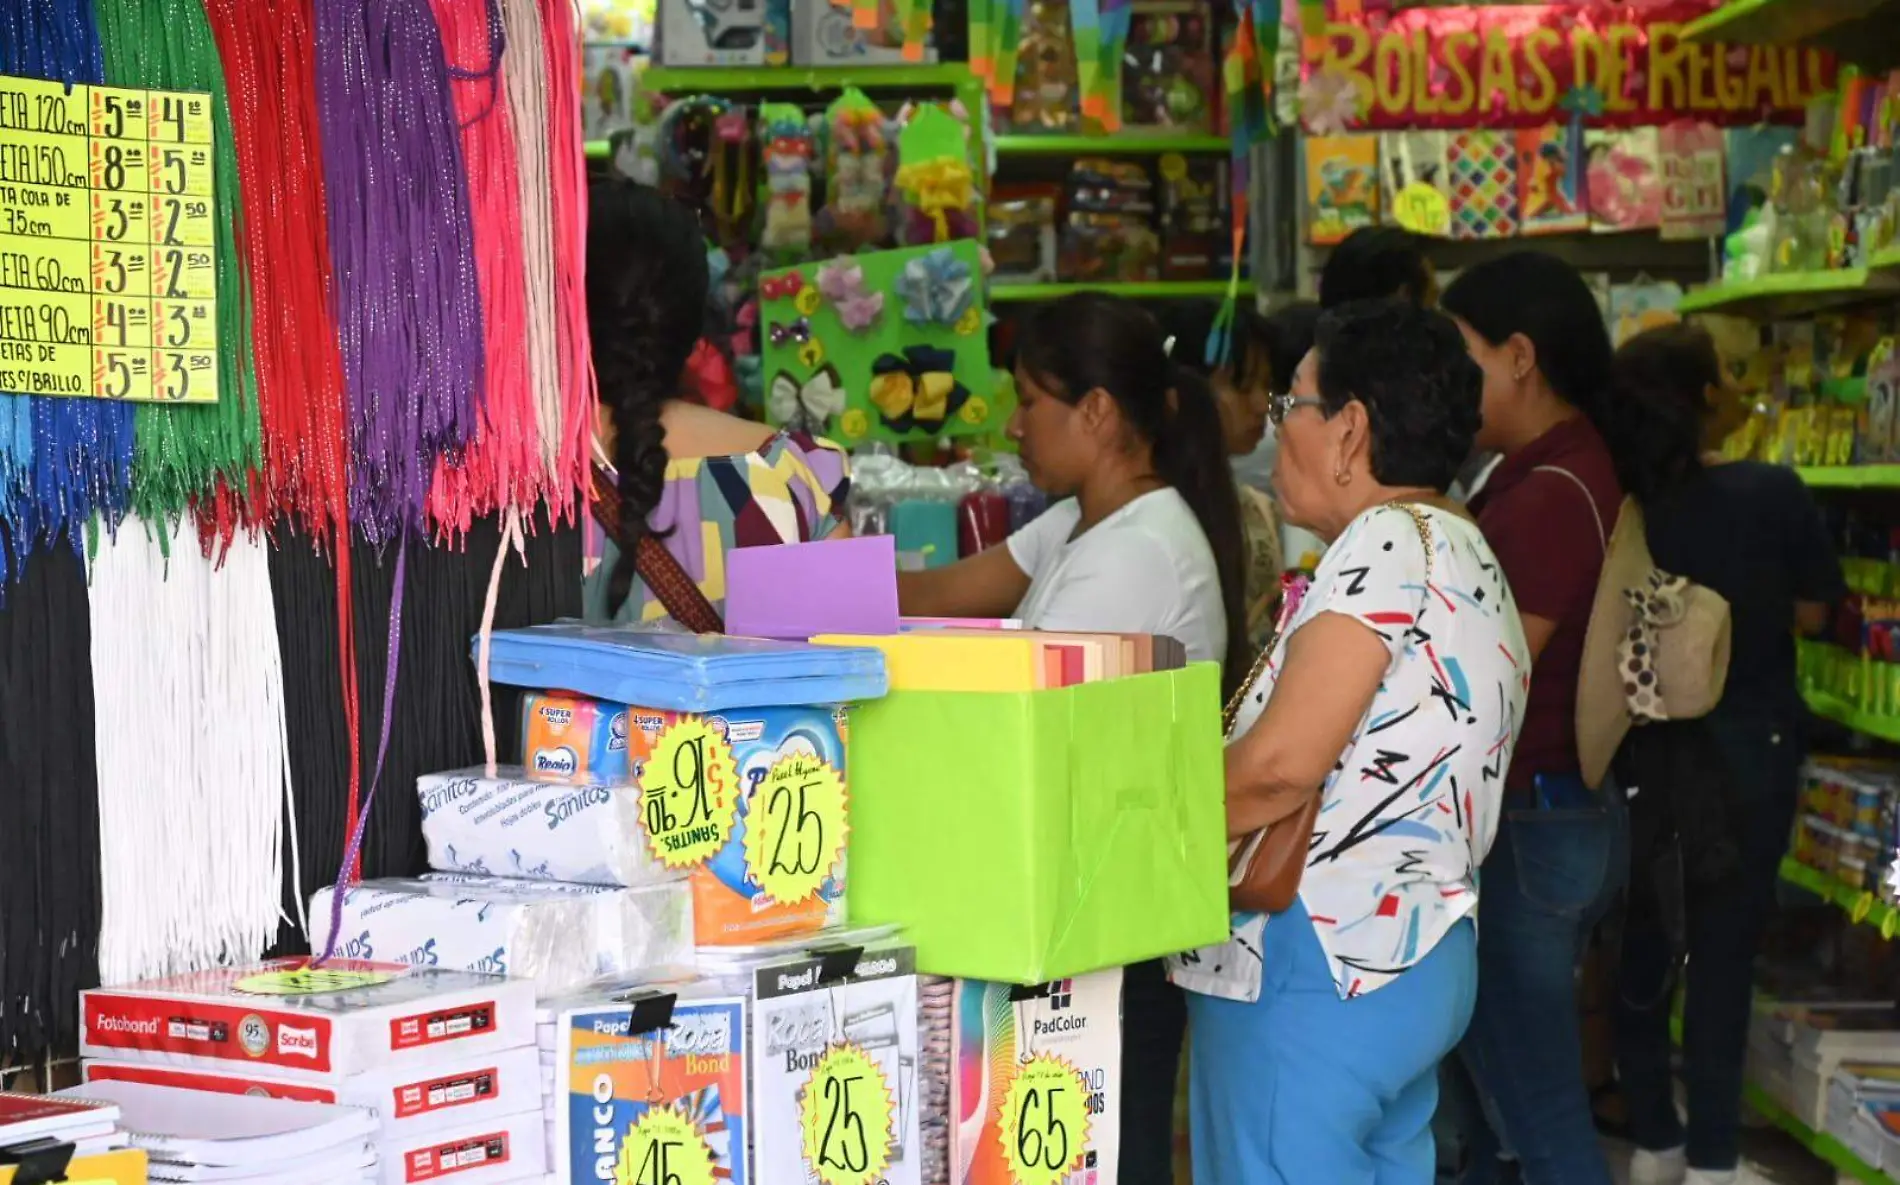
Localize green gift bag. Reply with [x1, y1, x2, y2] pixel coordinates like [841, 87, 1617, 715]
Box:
[843, 664, 1230, 984]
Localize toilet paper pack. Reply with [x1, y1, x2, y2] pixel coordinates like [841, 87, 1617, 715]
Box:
[311, 877, 692, 998]
[520, 691, 645, 784]
[417, 765, 666, 887]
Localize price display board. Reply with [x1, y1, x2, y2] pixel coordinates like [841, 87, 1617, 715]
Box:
[0, 73, 218, 403]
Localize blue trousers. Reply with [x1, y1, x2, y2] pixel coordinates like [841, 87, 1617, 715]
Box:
[1453, 799, 1629, 1185]
[1187, 898, 1478, 1184]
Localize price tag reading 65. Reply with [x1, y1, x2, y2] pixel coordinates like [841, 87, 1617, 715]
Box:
[742, 751, 847, 905]
[637, 717, 738, 869]
[798, 1043, 894, 1185]
[999, 1053, 1091, 1185]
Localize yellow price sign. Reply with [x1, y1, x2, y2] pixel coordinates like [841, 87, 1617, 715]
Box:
[639, 717, 739, 869]
[799, 1044, 894, 1185]
[614, 1105, 716, 1185]
[999, 1053, 1091, 1185]
[743, 751, 847, 905]
[233, 965, 397, 996]
[1392, 182, 1449, 237]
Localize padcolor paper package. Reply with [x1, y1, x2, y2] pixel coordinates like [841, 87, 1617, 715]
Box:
[519, 692, 638, 784]
[952, 969, 1124, 1184]
[745, 944, 924, 1185]
[81, 960, 536, 1080]
[85, 1044, 540, 1141]
[310, 877, 693, 998]
[417, 765, 671, 888]
[553, 992, 750, 1185]
[383, 1108, 546, 1185]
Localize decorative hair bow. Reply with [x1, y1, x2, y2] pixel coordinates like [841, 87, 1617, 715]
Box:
[893, 158, 975, 242]
[869, 345, 970, 432]
[817, 257, 886, 332]
[894, 248, 975, 326]
[767, 365, 848, 432]
[767, 316, 824, 368]
[760, 272, 804, 302]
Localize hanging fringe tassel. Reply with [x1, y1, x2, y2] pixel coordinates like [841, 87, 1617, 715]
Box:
[90, 519, 291, 984]
[499, 0, 564, 498]
[535, 0, 595, 520]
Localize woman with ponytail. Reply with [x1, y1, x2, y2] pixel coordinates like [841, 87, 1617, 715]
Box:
[583, 180, 851, 626]
[898, 292, 1244, 1178]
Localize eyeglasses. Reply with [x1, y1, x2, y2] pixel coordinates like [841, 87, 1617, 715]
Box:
[1267, 393, 1324, 426]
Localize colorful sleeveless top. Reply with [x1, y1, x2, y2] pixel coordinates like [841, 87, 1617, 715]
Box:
[582, 430, 852, 625]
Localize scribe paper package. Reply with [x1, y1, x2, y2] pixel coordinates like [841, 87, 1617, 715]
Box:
[81, 959, 536, 1079]
[85, 1044, 540, 1141]
[952, 970, 1124, 1184]
[382, 1107, 546, 1185]
[310, 876, 693, 997]
[844, 665, 1227, 983]
[417, 765, 671, 887]
[519, 691, 638, 783]
[476, 623, 889, 712]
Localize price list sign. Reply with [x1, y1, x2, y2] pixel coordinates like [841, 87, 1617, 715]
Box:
[0, 73, 218, 403]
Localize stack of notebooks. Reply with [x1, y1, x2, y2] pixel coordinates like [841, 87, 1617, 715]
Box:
[0, 1090, 126, 1160]
[58, 1081, 377, 1183]
[815, 628, 1188, 692]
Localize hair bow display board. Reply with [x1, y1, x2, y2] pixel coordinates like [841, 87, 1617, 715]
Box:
[759, 240, 997, 446]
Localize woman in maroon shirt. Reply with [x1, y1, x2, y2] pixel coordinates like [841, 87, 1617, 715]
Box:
[1437, 252, 1627, 1185]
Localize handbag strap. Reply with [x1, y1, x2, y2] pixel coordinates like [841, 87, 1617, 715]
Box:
[588, 461, 727, 634]
[1533, 464, 1608, 554]
[1222, 501, 1437, 736]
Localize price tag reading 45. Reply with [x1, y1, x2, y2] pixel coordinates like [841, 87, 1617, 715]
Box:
[638, 717, 738, 869]
[742, 751, 847, 905]
[799, 1044, 894, 1185]
[1000, 1053, 1091, 1185]
[614, 1104, 715, 1185]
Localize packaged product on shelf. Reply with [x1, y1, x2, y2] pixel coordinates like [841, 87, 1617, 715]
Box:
[952, 970, 1123, 1183]
[656, 0, 775, 65]
[1006, 0, 1079, 132]
[80, 961, 536, 1080]
[790, 0, 936, 65]
[85, 1045, 540, 1141]
[1585, 128, 1661, 234]
[815, 630, 1225, 983]
[1447, 130, 1519, 239]
[1828, 1060, 1900, 1161]
[1061, 158, 1160, 282]
[986, 187, 1059, 286]
[519, 691, 637, 784]
[1304, 134, 1379, 245]
[380, 1109, 546, 1185]
[309, 876, 694, 996]
[1118, 0, 1214, 133]
[1658, 122, 1727, 241]
[417, 765, 670, 887]
[1157, 155, 1228, 281]
[1515, 125, 1586, 236]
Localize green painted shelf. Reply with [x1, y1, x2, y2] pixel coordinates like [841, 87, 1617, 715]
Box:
[640, 64, 974, 93]
[1677, 267, 1897, 317]
[991, 280, 1253, 302]
[1682, 0, 1894, 60]
[1742, 1073, 1894, 1185]
[584, 140, 610, 160]
[1780, 857, 1900, 938]
[1797, 465, 1900, 489]
[1803, 687, 1900, 745]
[993, 133, 1231, 156]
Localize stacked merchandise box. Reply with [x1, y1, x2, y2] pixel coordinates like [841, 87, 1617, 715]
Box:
[78, 961, 544, 1184]
[1792, 757, 1900, 893]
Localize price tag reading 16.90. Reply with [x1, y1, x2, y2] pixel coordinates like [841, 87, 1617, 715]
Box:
[637, 717, 739, 869]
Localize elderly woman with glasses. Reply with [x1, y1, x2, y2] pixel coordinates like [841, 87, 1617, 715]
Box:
[1172, 299, 1532, 1184]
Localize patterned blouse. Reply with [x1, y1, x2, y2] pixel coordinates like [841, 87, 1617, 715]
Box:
[582, 430, 851, 625]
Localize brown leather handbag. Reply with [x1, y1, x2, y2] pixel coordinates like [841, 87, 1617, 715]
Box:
[1225, 502, 1437, 913]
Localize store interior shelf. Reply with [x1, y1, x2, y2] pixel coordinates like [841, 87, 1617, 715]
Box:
[1744, 1071, 1894, 1185]
[640, 64, 974, 93]
[990, 280, 1253, 302]
[1683, 0, 1890, 45]
[992, 133, 1231, 156]
[1798, 466, 1900, 489]
[1780, 857, 1900, 938]
[584, 140, 610, 160]
[1804, 688, 1900, 745]
[1677, 268, 1899, 318]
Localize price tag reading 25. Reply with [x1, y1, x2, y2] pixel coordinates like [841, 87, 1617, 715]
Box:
[799, 1044, 893, 1185]
[742, 751, 847, 905]
[637, 717, 738, 869]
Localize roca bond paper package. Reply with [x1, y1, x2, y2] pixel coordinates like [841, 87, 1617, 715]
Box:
[416, 765, 672, 888]
[520, 691, 643, 783]
[952, 969, 1124, 1185]
[80, 959, 536, 1080]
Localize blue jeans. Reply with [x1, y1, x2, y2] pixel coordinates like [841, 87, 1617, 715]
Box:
[1189, 898, 1478, 1184]
[1453, 795, 1629, 1185]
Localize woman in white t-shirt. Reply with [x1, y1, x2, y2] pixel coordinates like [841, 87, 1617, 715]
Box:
[898, 291, 1246, 1181]
[1170, 299, 1530, 1183]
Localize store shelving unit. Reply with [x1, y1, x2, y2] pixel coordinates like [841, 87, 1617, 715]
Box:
[1683, 0, 1892, 47]
[992, 132, 1231, 156]
[990, 280, 1254, 302]
[1796, 466, 1900, 489]
[640, 64, 978, 94]
[1677, 267, 1899, 318]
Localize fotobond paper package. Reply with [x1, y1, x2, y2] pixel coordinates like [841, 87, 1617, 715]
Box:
[519, 691, 638, 784]
[382, 1108, 547, 1185]
[310, 877, 693, 998]
[84, 1045, 540, 1140]
[80, 959, 536, 1080]
[416, 765, 671, 888]
[747, 944, 923, 1185]
[951, 969, 1124, 1184]
[553, 993, 749, 1185]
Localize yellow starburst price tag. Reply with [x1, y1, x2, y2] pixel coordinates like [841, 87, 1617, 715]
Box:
[1000, 1053, 1091, 1185]
[743, 751, 848, 905]
[233, 965, 396, 996]
[638, 718, 739, 869]
[615, 1105, 716, 1185]
[1392, 182, 1450, 237]
[799, 1043, 894, 1185]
